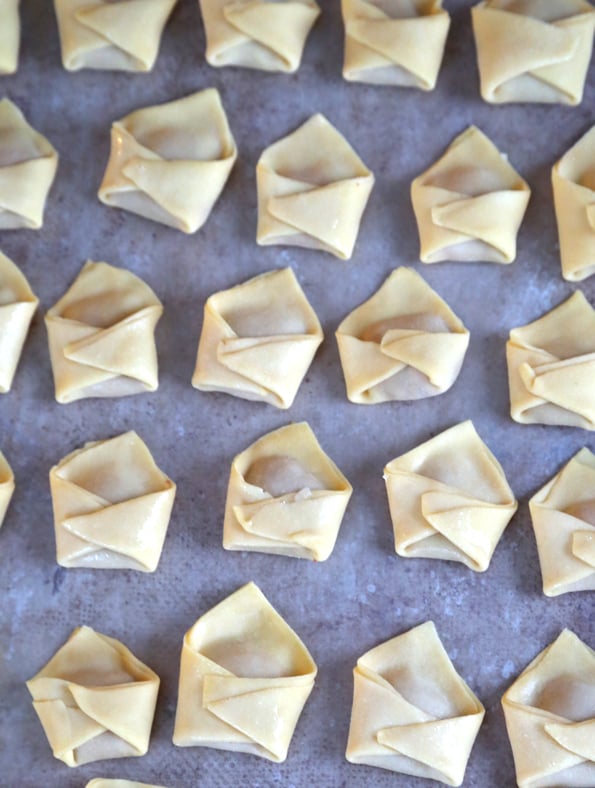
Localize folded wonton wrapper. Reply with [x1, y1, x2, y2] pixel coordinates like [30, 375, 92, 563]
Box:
[0, 250, 38, 393]
[0, 98, 58, 230]
[0, 0, 19, 74]
[50, 431, 176, 572]
[199, 0, 320, 72]
[502, 629, 595, 787]
[46, 260, 163, 404]
[552, 125, 595, 282]
[529, 448, 595, 596]
[192, 267, 323, 409]
[173, 581, 317, 762]
[54, 0, 176, 72]
[346, 621, 485, 786]
[342, 0, 450, 89]
[0, 450, 15, 530]
[87, 781, 169, 788]
[384, 421, 518, 571]
[99, 89, 237, 233]
[507, 290, 595, 429]
[472, 0, 595, 105]
[256, 114, 374, 260]
[27, 626, 160, 767]
[411, 125, 530, 264]
[336, 267, 469, 403]
[223, 422, 352, 561]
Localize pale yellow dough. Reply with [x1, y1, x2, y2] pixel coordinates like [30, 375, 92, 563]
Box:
[50, 431, 176, 571]
[99, 89, 237, 233]
[0, 250, 38, 393]
[199, 0, 320, 72]
[256, 113, 375, 260]
[0, 450, 15, 530]
[46, 260, 163, 404]
[87, 781, 169, 788]
[54, 0, 176, 71]
[192, 267, 323, 409]
[529, 448, 595, 596]
[384, 421, 517, 571]
[342, 0, 450, 89]
[507, 290, 595, 429]
[552, 124, 595, 282]
[27, 626, 160, 767]
[346, 621, 485, 786]
[0, 0, 20, 74]
[336, 267, 469, 403]
[223, 422, 352, 560]
[173, 581, 317, 762]
[502, 629, 595, 787]
[411, 125, 530, 263]
[472, 0, 595, 105]
[0, 98, 58, 230]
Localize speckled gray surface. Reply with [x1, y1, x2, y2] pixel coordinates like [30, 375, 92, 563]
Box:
[1, 1, 594, 787]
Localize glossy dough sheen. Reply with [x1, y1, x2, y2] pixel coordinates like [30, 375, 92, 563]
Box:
[0, 450, 15, 530]
[0, 98, 58, 230]
[50, 431, 176, 571]
[411, 125, 530, 263]
[0, 0, 20, 74]
[336, 267, 469, 403]
[502, 630, 595, 787]
[198, 0, 320, 72]
[54, 0, 176, 71]
[472, 0, 595, 105]
[223, 422, 352, 560]
[99, 89, 237, 233]
[552, 124, 595, 282]
[529, 448, 595, 596]
[346, 621, 485, 786]
[342, 0, 450, 89]
[0, 250, 38, 393]
[506, 291, 595, 429]
[46, 260, 163, 403]
[192, 267, 323, 408]
[256, 114, 375, 260]
[26, 626, 160, 767]
[173, 582, 317, 762]
[384, 420, 517, 571]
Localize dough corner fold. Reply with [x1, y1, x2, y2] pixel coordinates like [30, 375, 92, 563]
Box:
[49, 430, 176, 571]
[0, 450, 15, 529]
[26, 625, 160, 767]
[223, 421, 352, 560]
[173, 581, 317, 761]
[346, 620, 485, 786]
[0, 249, 39, 393]
[0, 0, 20, 74]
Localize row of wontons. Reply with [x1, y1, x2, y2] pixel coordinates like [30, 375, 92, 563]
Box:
[1, 418, 593, 595]
[1, 90, 595, 279]
[26, 586, 595, 786]
[2, 0, 595, 107]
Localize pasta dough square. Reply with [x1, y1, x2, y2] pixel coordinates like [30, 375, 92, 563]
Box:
[411, 125, 530, 263]
[26, 626, 160, 767]
[507, 290, 595, 429]
[336, 267, 469, 403]
[346, 621, 485, 786]
[0, 0, 19, 74]
[192, 267, 323, 409]
[342, 0, 450, 89]
[46, 260, 163, 403]
[223, 421, 352, 560]
[99, 89, 237, 233]
[173, 581, 317, 762]
[384, 421, 517, 571]
[256, 114, 374, 260]
[552, 124, 595, 282]
[529, 448, 595, 596]
[0, 250, 38, 393]
[0, 450, 14, 530]
[50, 431, 176, 571]
[0, 98, 59, 230]
[472, 0, 595, 105]
[199, 0, 320, 72]
[502, 629, 595, 787]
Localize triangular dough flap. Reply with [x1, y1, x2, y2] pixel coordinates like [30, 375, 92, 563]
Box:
[545, 719, 595, 762]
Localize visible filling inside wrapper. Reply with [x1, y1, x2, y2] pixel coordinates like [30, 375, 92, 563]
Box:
[383, 662, 464, 718]
[128, 120, 229, 162]
[564, 499, 595, 523]
[489, 0, 581, 23]
[535, 674, 595, 720]
[222, 297, 307, 336]
[245, 455, 325, 498]
[59, 282, 149, 328]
